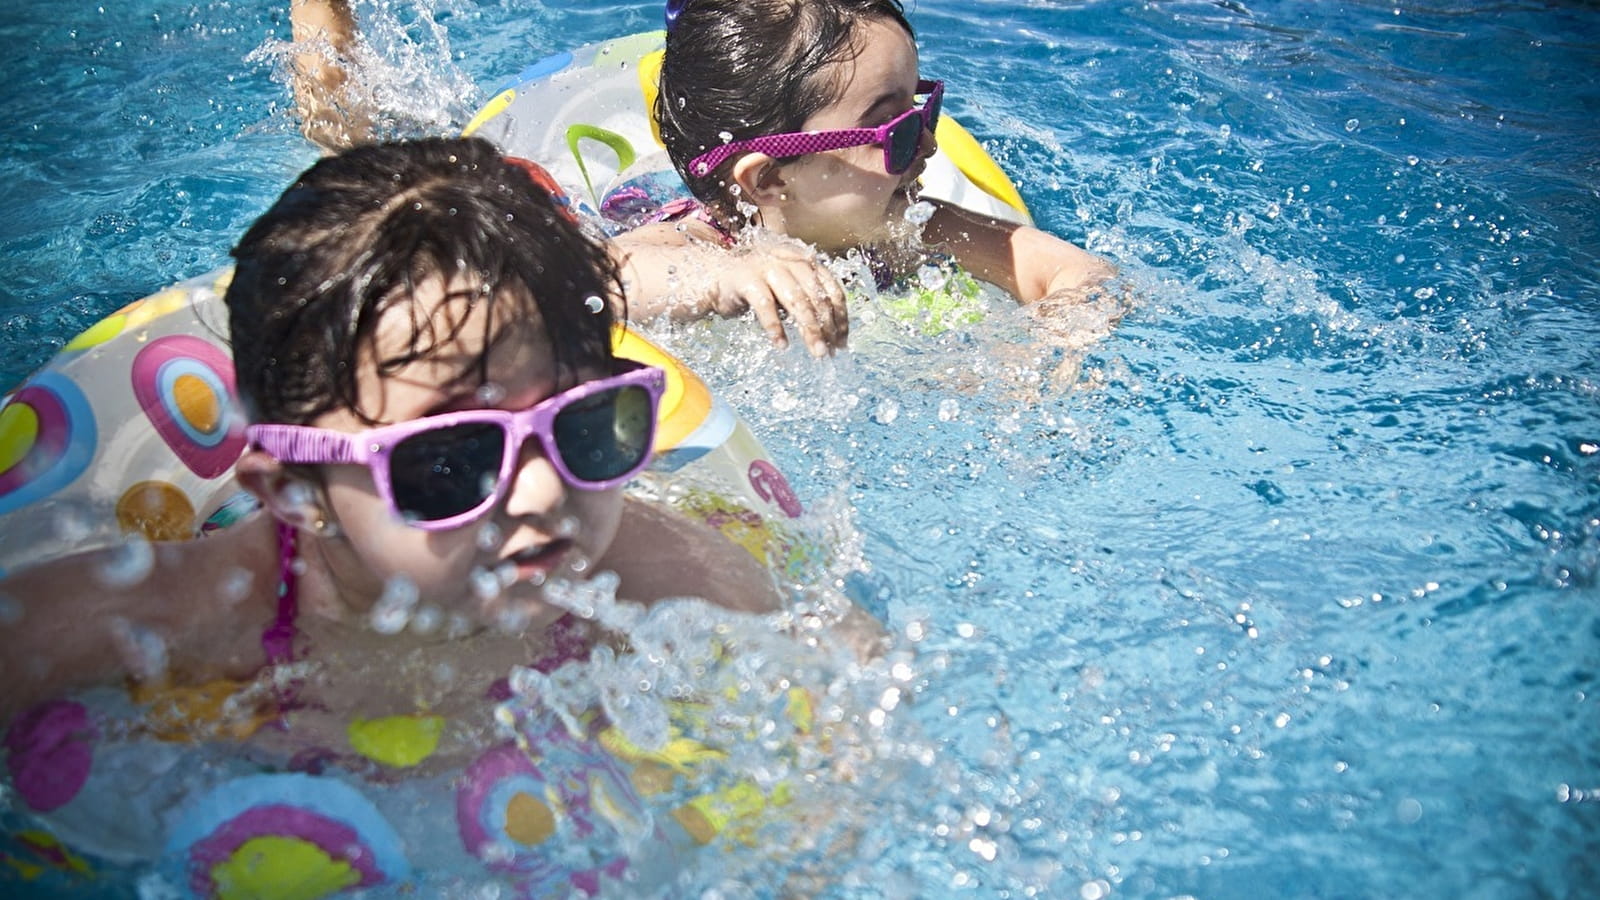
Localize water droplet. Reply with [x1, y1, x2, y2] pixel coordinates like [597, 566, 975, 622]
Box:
[51, 504, 95, 544]
[916, 263, 949, 292]
[476, 382, 507, 406]
[470, 567, 504, 601]
[902, 200, 935, 225]
[97, 538, 155, 588]
[281, 481, 317, 513]
[410, 604, 443, 635]
[219, 567, 254, 605]
[496, 600, 537, 632]
[109, 616, 168, 680]
[938, 398, 960, 422]
[370, 576, 420, 634]
[494, 562, 518, 590]
[476, 521, 504, 552]
[584, 295, 605, 314]
[872, 398, 900, 425]
[1345, 118, 1359, 132]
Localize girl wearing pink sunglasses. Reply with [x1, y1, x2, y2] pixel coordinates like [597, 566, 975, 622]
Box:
[0, 138, 785, 726]
[612, 0, 1116, 357]
[285, 0, 1114, 360]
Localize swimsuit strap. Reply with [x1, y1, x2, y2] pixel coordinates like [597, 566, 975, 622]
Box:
[261, 521, 300, 665]
[651, 197, 739, 247]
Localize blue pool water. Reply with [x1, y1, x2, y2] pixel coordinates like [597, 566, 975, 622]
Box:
[3, 0, 1598, 897]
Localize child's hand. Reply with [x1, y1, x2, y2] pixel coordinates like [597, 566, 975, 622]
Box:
[705, 244, 849, 357]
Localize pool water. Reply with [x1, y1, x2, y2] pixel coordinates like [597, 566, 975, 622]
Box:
[3, 0, 1598, 897]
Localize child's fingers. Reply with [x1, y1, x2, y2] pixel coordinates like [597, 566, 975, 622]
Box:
[766, 265, 838, 357]
[813, 264, 849, 347]
[738, 280, 791, 350]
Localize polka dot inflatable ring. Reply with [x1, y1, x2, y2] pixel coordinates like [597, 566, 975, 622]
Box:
[130, 335, 245, 478]
[0, 373, 96, 518]
[162, 773, 411, 899]
[456, 735, 652, 897]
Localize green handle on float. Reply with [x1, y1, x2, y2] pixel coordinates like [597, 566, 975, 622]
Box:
[566, 124, 637, 206]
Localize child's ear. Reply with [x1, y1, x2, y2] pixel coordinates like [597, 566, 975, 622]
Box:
[730, 152, 787, 205]
[235, 449, 323, 530]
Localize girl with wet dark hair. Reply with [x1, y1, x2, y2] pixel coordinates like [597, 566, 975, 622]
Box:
[611, 0, 1113, 355]
[0, 137, 780, 723]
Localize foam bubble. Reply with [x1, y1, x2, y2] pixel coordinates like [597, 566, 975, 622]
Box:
[109, 616, 169, 681]
[903, 199, 936, 225]
[95, 537, 155, 589]
[369, 576, 420, 634]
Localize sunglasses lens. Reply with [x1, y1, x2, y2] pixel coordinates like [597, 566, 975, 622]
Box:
[553, 385, 655, 485]
[888, 114, 924, 174]
[390, 422, 506, 522]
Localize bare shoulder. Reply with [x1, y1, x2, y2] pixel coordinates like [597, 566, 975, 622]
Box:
[603, 496, 783, 614]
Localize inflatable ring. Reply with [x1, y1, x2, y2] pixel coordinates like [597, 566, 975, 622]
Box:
[0, 271, 806, 578]
[463, 30, 1033, 227]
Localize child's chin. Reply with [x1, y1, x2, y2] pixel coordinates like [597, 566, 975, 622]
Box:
[492, 593, 566, 632]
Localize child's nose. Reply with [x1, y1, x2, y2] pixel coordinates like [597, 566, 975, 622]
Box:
[501, 438, 568, 520]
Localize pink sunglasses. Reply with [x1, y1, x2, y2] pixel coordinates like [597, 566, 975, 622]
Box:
[689, 79, 944, 178]
[246, 360, 665, 530]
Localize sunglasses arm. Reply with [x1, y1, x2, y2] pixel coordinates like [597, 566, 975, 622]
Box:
[246, 425, 368, 466]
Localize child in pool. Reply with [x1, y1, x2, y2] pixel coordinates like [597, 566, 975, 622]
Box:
[0, 136, 782, 729]
[283, 0, 1111, 358]
[612, 0, 1117, 356]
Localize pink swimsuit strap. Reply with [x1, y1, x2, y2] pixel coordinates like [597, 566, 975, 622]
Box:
[261, 521, 300, 666]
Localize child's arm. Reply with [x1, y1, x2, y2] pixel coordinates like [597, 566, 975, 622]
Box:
[924, 198, 1115, 303]
[605, 499, 891, 660]
[288, 0, 371, 151]
[0, 522, 279, 721]
[612, 222, 849, 358]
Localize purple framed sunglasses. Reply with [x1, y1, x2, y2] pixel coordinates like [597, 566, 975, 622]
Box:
[688, 79, 944, 178]
[246, 360, 665, 530]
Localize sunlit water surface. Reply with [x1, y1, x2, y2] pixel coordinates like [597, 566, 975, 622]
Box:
[2, 1, 1597, 897]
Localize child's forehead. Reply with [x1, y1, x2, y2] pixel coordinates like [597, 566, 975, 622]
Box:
[819, 18, 918, 97]
[364, 279, 555, 378]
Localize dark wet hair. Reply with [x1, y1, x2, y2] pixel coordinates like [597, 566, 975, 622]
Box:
[655, 0, 914, 218]
[226, 136, 620, 426]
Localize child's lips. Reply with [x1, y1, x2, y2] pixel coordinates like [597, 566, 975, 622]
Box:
[504, 539, 573, 583]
